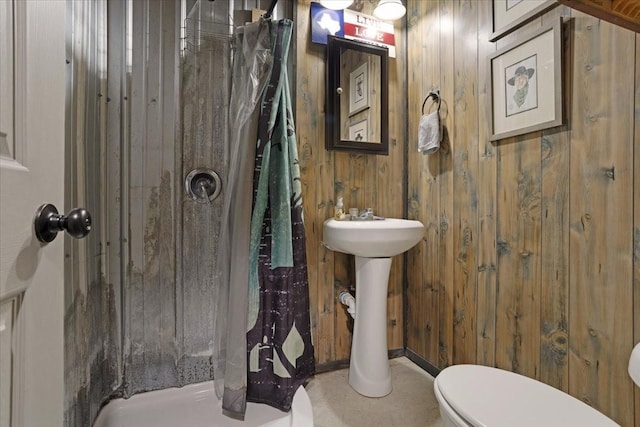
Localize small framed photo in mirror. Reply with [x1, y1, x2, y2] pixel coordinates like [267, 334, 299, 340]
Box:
[349, 62, 369, 116]
[348, 118, 368, 142]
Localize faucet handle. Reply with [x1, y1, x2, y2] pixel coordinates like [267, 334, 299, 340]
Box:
[360, 208, 374, 220]
[349, 208, 359, 220]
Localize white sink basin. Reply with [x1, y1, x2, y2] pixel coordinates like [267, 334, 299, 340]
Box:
[323, 218, 424, 258]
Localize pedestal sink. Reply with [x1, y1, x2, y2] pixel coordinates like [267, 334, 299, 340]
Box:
[323, 217, 424, 397]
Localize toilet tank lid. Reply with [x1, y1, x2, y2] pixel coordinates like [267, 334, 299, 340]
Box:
[435, 365, 619, 427]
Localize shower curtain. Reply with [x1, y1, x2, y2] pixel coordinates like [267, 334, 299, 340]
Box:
[215, 18, 315, 419]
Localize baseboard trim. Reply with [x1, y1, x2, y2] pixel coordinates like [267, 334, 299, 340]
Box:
[388, 348, 405, 359]
[315, 348, 406, 374]
[405, 348, 441, 377]
[314, 359, 350, 374]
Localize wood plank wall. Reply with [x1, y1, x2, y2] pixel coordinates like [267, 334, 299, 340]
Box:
[295, 0, 407, 368]
[406, 1, 639, 425]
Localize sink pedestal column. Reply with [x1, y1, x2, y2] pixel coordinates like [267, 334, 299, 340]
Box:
[349, 256, 393, 397]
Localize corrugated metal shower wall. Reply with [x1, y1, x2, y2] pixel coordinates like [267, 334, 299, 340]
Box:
[64, 1, 293, 426]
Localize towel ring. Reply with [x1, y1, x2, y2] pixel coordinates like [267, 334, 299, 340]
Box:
[422, 90, 441, 114]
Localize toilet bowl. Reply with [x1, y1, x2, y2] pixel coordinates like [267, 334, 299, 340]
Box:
[434, 364, 619, 427]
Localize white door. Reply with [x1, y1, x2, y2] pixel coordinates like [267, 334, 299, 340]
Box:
[0, 1, 66, 426]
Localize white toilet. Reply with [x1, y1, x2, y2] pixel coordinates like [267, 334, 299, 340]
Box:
[434, 364, 619, 426]
[434, 344, 640, 426]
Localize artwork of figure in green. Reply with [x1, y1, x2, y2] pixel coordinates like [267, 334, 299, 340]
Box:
[505, 55, 537, 117]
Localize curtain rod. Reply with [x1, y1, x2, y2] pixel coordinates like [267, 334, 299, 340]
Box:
[264, 0, 278, 19]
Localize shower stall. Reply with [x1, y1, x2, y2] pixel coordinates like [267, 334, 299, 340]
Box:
[63, 0, 294, 425]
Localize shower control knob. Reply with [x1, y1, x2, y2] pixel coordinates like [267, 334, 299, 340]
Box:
[185, 168, 221, 204]
[34, 203, 92, 243]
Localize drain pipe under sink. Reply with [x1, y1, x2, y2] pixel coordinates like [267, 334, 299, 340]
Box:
[339, 290, 356, 319]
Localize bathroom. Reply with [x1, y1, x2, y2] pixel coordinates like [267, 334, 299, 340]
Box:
[0, 0, 638, 426]
[303, 0, 639, 424]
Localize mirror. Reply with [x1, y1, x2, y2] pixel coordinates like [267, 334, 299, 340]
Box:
[326, 36, 389, 155]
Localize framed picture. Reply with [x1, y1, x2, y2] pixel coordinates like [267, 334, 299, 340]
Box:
[349, 62, 369, 116]
[348, 118, 368, 142]
[489, 19, 562, 141]
[490, 0, 558, 42]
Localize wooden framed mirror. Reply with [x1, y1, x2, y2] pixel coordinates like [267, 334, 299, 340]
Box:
[325, 36, 389, 155]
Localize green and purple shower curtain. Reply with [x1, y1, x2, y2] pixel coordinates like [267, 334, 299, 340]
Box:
[246, 19, 315, 412]
[217, 18, 314, 419]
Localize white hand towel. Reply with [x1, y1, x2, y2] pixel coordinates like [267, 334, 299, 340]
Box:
[418, 91, 442, 154]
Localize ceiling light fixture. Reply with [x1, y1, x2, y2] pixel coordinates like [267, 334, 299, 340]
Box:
[373, 0, 406, 21]
[318, 0, 355, 10]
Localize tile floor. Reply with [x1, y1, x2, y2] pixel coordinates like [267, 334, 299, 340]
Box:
[306, 357, 443, 427]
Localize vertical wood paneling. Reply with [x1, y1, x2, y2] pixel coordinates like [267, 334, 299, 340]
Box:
[295, 0, 406, 367]
[384, 5, 407, 351]
[568, 12, 635, 425]
[406, 0, 440, 361]
[492, 5, 541, 378]
[493, 17, 543, 380]
[405, 0, 422, 355]
[633, 34, 640, 426]
[332, 152, 364, 362]
[452, 0, 479, 365]
[333, 249, 353, 362]
[420, 0, 442, 363]
[438, 0, 455, 369]
[633, 31, 640, 427]
[296, 0, 334, 365]
[539, 6, 571, 392]
[475, 0, 497, 367]
[496, 132, 542, 377]
[407, 7, 640, 423]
